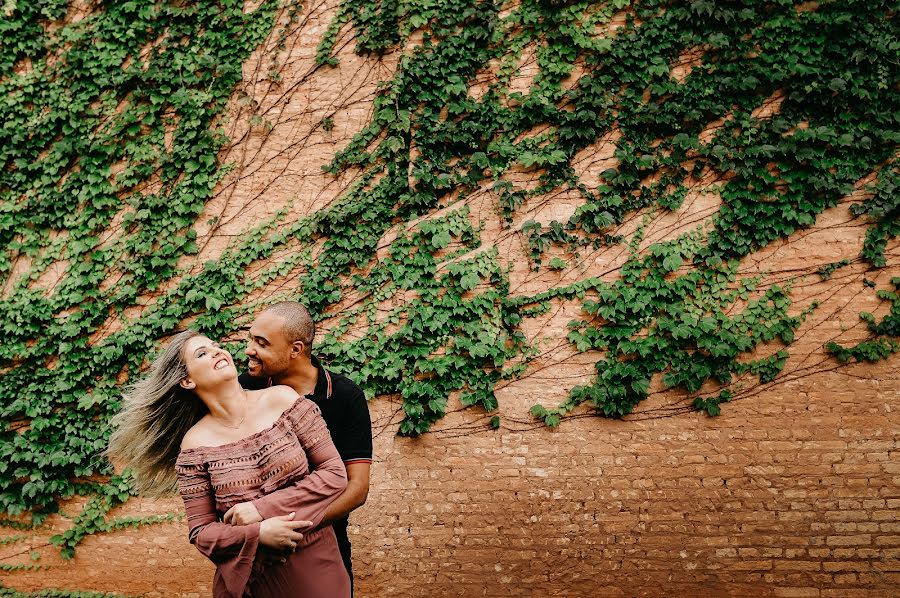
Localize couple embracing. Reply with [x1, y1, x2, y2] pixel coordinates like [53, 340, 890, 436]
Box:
[108, 302, 372, 598]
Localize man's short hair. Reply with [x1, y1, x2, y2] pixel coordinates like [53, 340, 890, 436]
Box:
[263, 301, 315, 354]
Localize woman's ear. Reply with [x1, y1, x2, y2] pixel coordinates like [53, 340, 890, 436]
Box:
[180, 377, 196, 390]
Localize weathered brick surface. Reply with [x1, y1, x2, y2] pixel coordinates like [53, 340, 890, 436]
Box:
[3, 362, 897, 596]
[2, 3, 898, 596]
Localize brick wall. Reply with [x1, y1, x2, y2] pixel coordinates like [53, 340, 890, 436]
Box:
[5, 359, 898, 597]
[2, 2, 898, 596]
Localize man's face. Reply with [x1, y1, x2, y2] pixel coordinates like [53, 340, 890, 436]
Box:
[246, 312, 292, 379]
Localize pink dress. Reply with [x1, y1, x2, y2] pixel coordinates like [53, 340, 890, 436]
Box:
[175, 398, 351, 598]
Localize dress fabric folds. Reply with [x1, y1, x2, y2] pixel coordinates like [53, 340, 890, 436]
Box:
[176, 398, 351, 598]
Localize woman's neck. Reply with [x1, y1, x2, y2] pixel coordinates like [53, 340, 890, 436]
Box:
[195, 378, 247, 422]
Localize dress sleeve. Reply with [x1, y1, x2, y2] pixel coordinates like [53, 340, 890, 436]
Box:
[251, 400, 348, 526]
[176, 457, 260, 598]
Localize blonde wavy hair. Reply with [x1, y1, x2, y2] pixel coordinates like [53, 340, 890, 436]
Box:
[107, 329, 207, 496]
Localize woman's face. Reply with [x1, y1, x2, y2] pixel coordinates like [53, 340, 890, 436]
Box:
[180, 335, 237, 391]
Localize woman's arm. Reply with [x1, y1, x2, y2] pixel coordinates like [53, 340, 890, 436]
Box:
[176, 461, 260, 598]
[249, 400, 348, 526]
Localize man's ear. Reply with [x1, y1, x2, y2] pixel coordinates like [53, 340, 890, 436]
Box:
[180, 377, 196, 390]
[289, 341, 305, 359]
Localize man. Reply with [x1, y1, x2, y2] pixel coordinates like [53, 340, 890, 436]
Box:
[232, 301, 372, 591]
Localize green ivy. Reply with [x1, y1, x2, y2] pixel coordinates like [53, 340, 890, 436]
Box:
[827, 277, 900, 363]
[1, 0, 897, 560]
[527, 232, 814, 420]
[0, 0, 285, 530]
[48, 473, 181, 560]
[853, 164, 899, 268]
[817, 260, 851, 281]
[313, 0, 897, 423]
[316, 207, 535, 435]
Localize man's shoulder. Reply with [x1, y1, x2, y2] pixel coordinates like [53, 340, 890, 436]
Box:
[320, 366, 373, 457]
[326, 369, 365, 402]
[238, 372, 268, 390]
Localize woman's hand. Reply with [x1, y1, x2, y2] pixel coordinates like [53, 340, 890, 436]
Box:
[258, 513, 313, 551]
[223, 501, 263, 526]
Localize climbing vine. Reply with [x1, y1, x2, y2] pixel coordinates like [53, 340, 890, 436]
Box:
[313, 0, 899, 424]
[827, 276, 900, 364]
[0, 0, 897, 567]
[0, 0, 289, 548]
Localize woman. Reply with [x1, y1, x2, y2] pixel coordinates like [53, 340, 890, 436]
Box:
[107, 330, 351, 598]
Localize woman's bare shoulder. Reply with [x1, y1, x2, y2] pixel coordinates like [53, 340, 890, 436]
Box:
[180, 418, 216, 451]
[257, 384, 301, 412]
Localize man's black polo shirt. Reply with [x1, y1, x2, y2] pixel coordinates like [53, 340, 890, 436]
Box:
[238, 356, 372, 577]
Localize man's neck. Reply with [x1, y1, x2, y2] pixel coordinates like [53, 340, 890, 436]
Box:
[273, 358, 319, 397]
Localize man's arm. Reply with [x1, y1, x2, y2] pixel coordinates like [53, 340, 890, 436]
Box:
[322, 462, 370, 523]
[322, 380, 372, 522]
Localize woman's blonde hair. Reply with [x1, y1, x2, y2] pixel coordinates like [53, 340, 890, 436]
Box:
[107, 329, 207, 496]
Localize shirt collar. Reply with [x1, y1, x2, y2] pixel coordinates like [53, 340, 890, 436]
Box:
[306, 355, 332, 401]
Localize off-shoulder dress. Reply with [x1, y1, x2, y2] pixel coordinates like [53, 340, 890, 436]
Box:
[175, 398, 351, 598]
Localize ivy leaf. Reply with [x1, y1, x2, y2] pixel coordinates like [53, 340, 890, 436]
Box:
[662, 253, 683, 272]
[630, 378, 650, 395]
[431, 230, 452, 249]
[548, 257, 567, 270]
[382, 136, 405, 153]
[530, 404, 547, 418]
[205, 296, 224, 311]
[459, 272, 480, 291]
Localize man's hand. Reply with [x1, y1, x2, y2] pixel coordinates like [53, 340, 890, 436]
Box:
[258, 513, 314, 551]
[223, 501, 263, 526]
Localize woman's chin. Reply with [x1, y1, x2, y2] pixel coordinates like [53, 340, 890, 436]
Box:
[213, 366, 239, 382]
